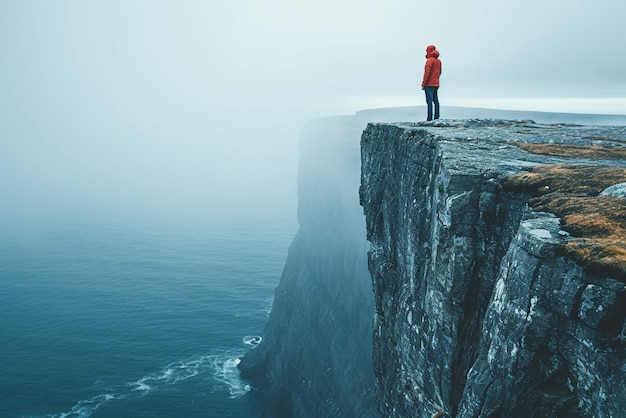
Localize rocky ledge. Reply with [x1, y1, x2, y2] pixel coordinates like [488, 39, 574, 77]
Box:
[360, 119, 626, 417]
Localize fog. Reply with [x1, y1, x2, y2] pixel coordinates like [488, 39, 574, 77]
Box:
[2, 1, 625, 226]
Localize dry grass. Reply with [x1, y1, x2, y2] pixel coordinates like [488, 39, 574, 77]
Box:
[504, 165, 626, 279]
[530, 195, 626, 278]
[503, 165, 626, 195]
[516, 143, 626, 160]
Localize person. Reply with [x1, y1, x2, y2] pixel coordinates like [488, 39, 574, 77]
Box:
[421, 45, 442, 121]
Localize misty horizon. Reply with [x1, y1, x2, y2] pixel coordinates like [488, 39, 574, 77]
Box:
[2, 1, 625, 225]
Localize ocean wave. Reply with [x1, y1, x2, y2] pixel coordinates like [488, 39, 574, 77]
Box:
[38, 394, 117, 418]
[264, 297, 274, 317]
[211, 355, 251, 398]
[127, 355, 213, 394]
[35, 348, 252, 418]
[242, 335, 262, 346]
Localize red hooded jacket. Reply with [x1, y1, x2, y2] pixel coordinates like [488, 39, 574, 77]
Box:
[422, 45, 442, 87]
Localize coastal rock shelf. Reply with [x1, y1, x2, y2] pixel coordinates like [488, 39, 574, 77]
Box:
[360, 120, 626, 417]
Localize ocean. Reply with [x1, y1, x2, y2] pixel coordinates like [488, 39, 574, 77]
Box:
[0, 209, 297, 418]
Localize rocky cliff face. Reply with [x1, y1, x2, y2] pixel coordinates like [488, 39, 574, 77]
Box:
[360, 120, 626, 417]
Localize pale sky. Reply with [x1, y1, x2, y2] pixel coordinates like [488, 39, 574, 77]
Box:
[1, 1, 625, 223]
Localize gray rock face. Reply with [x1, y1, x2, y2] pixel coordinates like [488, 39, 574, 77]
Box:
[360, 120, 626, 417]
[601, 182, 626, 197]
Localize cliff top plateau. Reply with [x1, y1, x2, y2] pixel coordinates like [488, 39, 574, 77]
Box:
[371, 118, 626, 280]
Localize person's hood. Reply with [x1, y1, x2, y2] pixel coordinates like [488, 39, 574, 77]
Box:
[426, 45, 439, 58]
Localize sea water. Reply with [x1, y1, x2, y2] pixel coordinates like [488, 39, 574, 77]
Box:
[0, 209, 297, 418]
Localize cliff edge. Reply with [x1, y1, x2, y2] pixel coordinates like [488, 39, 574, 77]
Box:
[360, 119, 626, 417]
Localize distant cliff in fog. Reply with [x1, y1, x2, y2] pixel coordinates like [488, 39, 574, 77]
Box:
[238, 115, 378, 417]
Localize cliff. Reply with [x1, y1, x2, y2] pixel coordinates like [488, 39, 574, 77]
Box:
[360, 119, 626, 417]
[237, 106, 626, 418]
[238, 116, 378, 417]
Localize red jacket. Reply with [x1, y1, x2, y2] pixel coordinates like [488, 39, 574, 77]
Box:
[422, 45, 442, 87]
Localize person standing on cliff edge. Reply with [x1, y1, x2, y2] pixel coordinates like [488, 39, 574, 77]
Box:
[421, 45, 442, 121]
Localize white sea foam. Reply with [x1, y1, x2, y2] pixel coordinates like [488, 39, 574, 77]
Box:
[243, 335, 262, 346]
[264, 296, 274, 317]
[211, 354, 250, 398]
[49, 393, 117, 418]
[129, 379, 152, 392]
[127, 355, 214, 393]
[38, 349, 252, 417]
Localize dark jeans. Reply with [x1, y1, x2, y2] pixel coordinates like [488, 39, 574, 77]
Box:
[424, 86, 440, 121]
